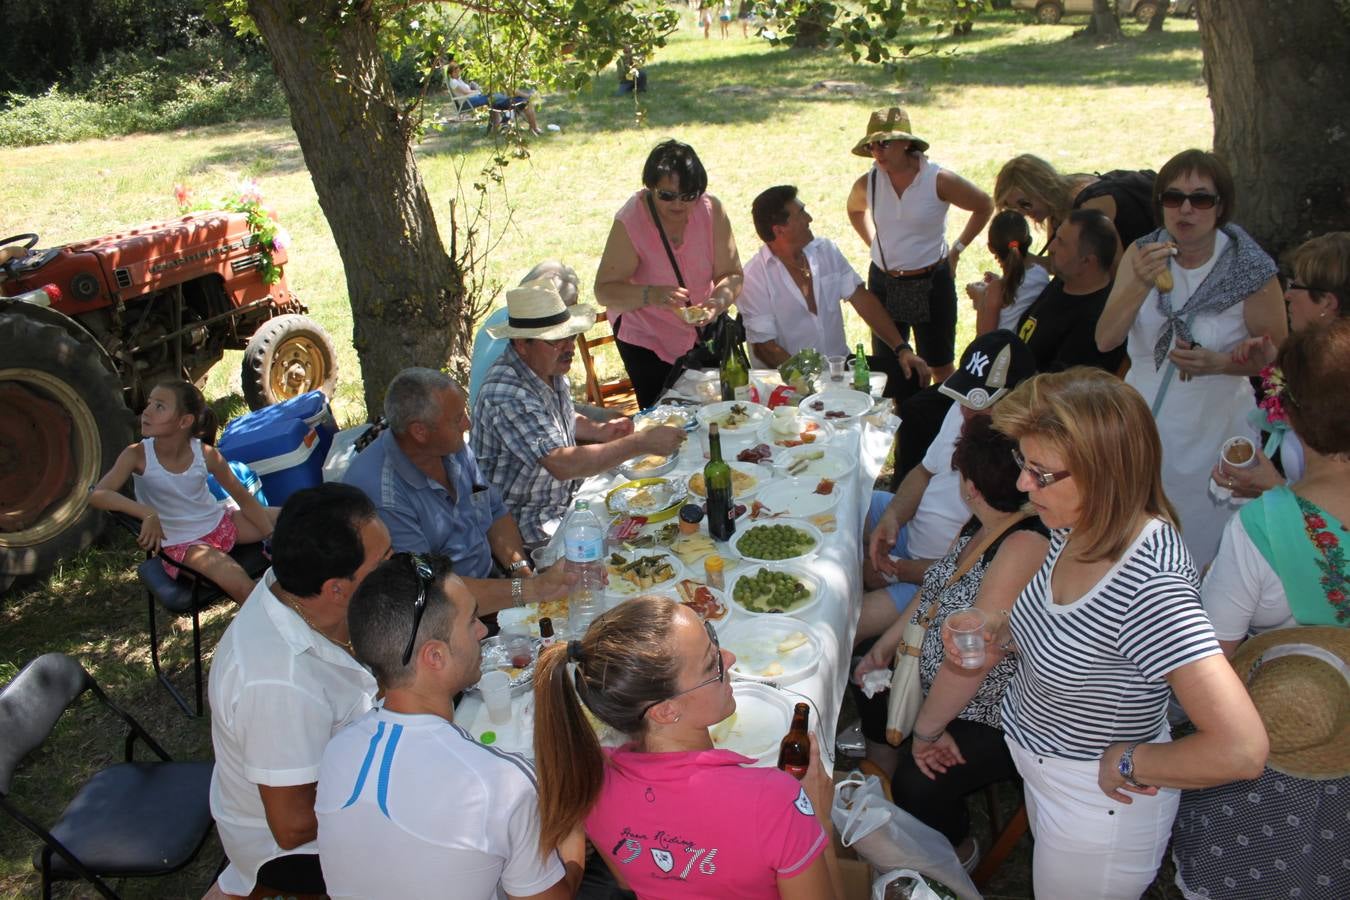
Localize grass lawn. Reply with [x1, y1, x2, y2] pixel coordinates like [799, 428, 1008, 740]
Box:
[0, 10, 1207, 898]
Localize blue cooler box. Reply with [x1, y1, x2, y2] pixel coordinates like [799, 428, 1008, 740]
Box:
[207, 460, 269, 506]
[218, 391, 337, 504]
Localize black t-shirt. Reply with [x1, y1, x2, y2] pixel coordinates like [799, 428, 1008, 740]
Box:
[1073, 169, 1157, 247]
[1016, 278, 1126, 374]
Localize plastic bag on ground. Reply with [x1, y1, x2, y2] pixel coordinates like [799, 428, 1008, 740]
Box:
[832, 772, 982, 900]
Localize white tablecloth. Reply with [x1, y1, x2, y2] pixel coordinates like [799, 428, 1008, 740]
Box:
[456, 380, 894, 770]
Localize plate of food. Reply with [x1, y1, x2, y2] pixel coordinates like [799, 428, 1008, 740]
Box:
[667, 578, 733, 628]
[604, 550, 684, 597]
[496, 597, 570, 638]
[779, 446, 856, 480]
[634, 405, 698, 433]
[734, 519, 823, 564]
[721, 617, 820, 684]
[619, 452, 679, 479]
[798, 389, 876, 425]
[752, 476, 841, 519]
[605, 477, 688, 520]
[710, 682, 795, 765]
[760, 410, 833, 448]
[687, 461, 763, 501]
[696, 400, 770, 434]
[476, 634, 544, 695]
[728, 563, 822, 618]
[669, 532, 718, 567]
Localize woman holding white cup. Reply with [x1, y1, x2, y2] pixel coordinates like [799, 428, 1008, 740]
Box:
[978, 368, 1268, 899]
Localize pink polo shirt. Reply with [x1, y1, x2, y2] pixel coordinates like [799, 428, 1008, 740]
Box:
[585, 745, 827, 899]
[613, 190, 716, 363]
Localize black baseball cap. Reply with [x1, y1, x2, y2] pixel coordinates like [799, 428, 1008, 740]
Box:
[937, 330, 1036, 411]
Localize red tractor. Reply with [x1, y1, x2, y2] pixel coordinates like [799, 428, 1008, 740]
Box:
[0, 213, 338, 591]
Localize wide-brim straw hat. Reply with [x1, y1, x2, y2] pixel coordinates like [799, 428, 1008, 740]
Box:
[1230, 627, 1350, 780]
[486, 276, 596, 341]
[851, 107, 930, 157]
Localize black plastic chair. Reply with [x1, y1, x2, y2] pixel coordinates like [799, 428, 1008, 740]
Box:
[110, 512, 269, 716]
[0, 653, 216, 899]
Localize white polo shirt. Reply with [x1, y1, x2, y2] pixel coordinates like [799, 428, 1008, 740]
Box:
[908, 404, 971, 560]
[208, 571, 377, 895]
[316, 708, 566, 900]
[739, 239, 864, 366]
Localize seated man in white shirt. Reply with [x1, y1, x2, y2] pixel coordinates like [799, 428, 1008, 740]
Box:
[738, 184, 929, 386]
[859, 330, 1036, 642]
[316, 553, 584, 900]
[206, 483, 393, 899]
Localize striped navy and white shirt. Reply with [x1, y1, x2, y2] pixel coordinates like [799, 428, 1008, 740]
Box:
[1001, 518, 1220, 761]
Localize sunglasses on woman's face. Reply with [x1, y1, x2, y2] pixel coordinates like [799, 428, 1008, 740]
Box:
[868, 140, 899, 151]
[655, 189, 701, 203]
[1159, 190, 1219, 210]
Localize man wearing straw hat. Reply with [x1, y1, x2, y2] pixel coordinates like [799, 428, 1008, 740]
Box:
[1171, 627, 1349, 899]
[472, 277, 686, 542]
[845, 107, 993, 385]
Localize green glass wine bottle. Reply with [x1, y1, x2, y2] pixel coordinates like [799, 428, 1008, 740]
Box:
[705, 423, 736, 541]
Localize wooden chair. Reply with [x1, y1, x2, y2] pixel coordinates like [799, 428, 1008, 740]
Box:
[575, 309, 638, 414]
[972, 785, 1029, 888]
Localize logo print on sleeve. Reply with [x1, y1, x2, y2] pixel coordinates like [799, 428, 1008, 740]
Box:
[793, 786, 815, 816]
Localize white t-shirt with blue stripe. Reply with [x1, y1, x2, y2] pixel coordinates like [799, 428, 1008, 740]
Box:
[1001, 518, 1221, 761]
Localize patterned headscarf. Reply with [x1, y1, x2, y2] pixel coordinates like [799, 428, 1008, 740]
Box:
[1136, 223, 1277, 369]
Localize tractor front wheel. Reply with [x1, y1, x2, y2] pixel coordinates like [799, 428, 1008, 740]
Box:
[241, 314, 338, 410]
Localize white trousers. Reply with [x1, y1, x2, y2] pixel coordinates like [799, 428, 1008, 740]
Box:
[1007, 737, 1179, 900]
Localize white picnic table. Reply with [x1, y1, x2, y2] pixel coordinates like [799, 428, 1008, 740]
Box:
[456, 369, 894, 770]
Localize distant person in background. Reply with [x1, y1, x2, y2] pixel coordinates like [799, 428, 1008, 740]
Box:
[445, 61, 541, 135]
[993, 154, 1158, 264]
[968, 210, 1050, 336]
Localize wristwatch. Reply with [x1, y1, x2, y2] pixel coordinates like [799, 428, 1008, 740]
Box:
[1118, 741, 1147, 788]
[891, 341, 913, 357]
[952, 240, 966, 254]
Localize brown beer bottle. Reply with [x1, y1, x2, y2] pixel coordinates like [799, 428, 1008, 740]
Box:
[777, 703, 811, 780]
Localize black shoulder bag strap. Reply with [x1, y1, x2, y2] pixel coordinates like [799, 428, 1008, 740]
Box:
[869, 168, 890, 273]
[645, 190, 686, 289]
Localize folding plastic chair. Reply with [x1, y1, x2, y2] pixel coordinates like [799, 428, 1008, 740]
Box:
[110, 512, 269, 716]
[0, 653, 216, 899]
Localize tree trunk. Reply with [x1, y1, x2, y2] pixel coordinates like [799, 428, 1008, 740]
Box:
[1197, 0, 1350, 259]
[1145, 2, 1167, 32]
[246, 0, 469, 417]
[1084, 0, 1123, 39]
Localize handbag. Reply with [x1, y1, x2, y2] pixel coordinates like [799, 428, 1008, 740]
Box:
[884, 512, 1033, 745]
[870, 169, 933, 324]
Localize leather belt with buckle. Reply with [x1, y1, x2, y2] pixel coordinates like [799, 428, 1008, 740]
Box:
[886, 261, 941, 278]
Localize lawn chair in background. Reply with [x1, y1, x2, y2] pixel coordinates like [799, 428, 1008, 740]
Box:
[0, 653, 216, 900]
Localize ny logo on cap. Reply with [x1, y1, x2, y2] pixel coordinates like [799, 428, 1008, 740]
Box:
[966, 351, 991, 377]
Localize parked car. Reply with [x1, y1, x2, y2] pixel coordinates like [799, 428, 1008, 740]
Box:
[1012, 0, 1169, 25]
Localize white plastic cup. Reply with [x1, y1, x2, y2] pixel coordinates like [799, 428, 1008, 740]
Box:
[531, 544, 558, 571]
[478, 670, 513, 724]
[947, 608, 988, 669]
[1219, 436, 1258, 470]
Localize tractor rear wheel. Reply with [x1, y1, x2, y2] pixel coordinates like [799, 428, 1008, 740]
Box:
[0, 310, 133, 583]
[241, 314, 338, 411]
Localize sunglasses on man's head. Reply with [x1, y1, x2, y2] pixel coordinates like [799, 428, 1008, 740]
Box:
[1159, 190, 1219, 210]
[401, 553, 434, 666]
[655, 189, 702, 203]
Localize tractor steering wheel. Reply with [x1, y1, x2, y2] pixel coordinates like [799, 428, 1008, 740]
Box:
[0, 233, 39, 274]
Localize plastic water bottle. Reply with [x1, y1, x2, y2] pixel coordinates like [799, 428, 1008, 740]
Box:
[563, 500, 605, 637]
